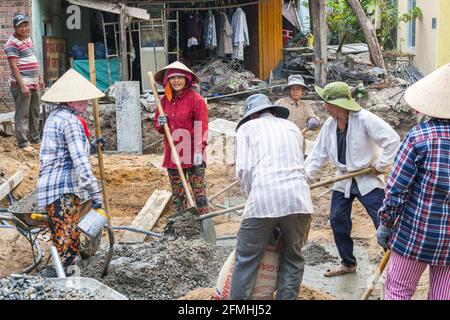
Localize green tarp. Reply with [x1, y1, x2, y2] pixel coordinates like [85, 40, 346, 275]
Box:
[73, 58, 119, 92]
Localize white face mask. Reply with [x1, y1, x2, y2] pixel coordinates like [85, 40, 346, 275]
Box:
[67, 100, 88, 114]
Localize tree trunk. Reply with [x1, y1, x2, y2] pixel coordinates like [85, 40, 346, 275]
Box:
[345, 0, 387, 79]
[310, 0, 328, 86]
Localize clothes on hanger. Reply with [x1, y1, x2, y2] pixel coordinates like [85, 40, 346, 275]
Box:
[203, 10, 217, 50]
[186, 12, 203, 47]
[216, 12, 233, 57]
[231, 8, 249, 61]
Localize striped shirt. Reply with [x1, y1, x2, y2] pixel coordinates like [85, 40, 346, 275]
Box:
[36, 106, 100, 210]
[378, 119, 450, 266]
[236, 113, 314, 219]
[3, 34, 40, 88]
[275, 97, 319, 130]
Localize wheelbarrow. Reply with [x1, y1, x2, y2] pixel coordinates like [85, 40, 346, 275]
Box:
[0, 192, 102, 272]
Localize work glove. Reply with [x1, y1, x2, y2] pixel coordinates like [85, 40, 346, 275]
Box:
[376, 225, 392, 250]
[157, 115, 167, 127]
[90, 136, 106, 154]
[306, 117, 319, 130]
[91, 191, 103, 210]
[193, 152, 203, 166]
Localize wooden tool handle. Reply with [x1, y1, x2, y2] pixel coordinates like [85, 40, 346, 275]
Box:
[361, 249, 391, 300]
[309, 167, 373, 189]
[147, 71, 195, 207]
[301, 127, 308, 135]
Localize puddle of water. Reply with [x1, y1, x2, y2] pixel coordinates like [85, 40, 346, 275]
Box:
[302, 244, 377, 300]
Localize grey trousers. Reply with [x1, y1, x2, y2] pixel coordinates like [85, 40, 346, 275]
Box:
[230, 213, 312, 300]
[10, 85, 41, 148]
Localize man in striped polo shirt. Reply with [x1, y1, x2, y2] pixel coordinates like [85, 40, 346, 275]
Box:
[4, 14, 44, 152]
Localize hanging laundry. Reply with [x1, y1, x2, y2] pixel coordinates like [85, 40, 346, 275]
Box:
[216, 12, 233, 57]
[187, 37, 199, 48]
[231, 8, 249, 61]
[186, 12, 204, 47]
[203, 10, 217, 50]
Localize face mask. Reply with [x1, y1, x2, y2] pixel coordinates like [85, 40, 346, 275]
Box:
[67, 100, 88, 114]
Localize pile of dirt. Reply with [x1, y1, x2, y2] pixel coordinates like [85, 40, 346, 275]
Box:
[0, 137, 39, 202]
[79, 238, 232, 300]
[178, 284, 334, 300]
[303, 241, 339, 266]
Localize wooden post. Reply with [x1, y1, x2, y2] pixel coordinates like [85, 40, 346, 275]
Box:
[88, 43, 110, 214]
[346, 0, 387, 80]
[119, 0, 129, 81]
[310, 0, 328, 86]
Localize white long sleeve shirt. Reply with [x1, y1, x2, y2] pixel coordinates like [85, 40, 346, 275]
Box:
[304, 109, 400, 198]
[231, 8, 249, 47]
[236, 113, 314, 219]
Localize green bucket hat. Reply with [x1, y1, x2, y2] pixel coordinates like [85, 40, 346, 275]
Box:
[314, 82, 362, 111]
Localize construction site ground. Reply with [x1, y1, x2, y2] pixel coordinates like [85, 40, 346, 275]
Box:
[0, 90, 429, 300]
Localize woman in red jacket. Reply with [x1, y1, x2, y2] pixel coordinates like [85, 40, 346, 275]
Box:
[153, 61, 209, 216]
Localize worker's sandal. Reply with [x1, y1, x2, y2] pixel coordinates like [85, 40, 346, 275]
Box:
[323, 264, 357, 277]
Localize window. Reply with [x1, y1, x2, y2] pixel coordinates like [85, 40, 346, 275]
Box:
[432, 18, 437, 30]
[407, 0, 416, 49]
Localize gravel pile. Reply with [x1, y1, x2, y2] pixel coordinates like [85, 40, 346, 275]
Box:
[303, 241, 339, 266]
[80, 238, 233, 300]
[163, 211, 203, 240]
[0, 274, 97, 300]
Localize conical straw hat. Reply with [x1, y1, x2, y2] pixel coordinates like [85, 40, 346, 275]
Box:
[405, 63, 450, 119]
[41, 68, 105, 103]
[154, 61, 199, 85]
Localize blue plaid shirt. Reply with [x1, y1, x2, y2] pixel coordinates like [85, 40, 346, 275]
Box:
[378, 119, 450, 266]
[36, 106, 101, 210]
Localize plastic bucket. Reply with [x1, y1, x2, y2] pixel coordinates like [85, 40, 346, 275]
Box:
[78, 208, 109, 238]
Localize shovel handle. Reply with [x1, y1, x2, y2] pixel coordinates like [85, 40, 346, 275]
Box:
[200, 168, 375, 220]
[361, 249, 391, 300]
[309, 167, 373, 189]
[147, 71, 196, 208]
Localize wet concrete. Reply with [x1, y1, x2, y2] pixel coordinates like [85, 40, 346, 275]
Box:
[302, 243, 377, 300]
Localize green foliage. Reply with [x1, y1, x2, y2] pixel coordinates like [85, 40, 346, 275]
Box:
[325, 0, 404, 50]
[399, 6, 423, 23]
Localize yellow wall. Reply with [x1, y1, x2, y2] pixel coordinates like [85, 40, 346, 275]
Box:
[397, 0, 440, 75]
[437, 0, 450, 67]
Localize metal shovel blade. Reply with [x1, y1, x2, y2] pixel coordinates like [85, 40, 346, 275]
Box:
[200, 217, 217, 244]
[176, 206, 217, 244]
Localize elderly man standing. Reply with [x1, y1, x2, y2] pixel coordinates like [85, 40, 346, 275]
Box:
[3, 14, 44, 152]
[377, 64, 450, 300]
[230, 94, 314, 300]
[275, 75, 319, 131]
[304, 82, 400, 277]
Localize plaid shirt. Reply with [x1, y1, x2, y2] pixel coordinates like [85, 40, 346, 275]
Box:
[379, 119, 450, 266]
[36, 106, 100, 210]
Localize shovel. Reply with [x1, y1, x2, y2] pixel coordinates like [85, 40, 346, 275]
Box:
[147, 71, 217, 244]
[198, 167, 374, 221]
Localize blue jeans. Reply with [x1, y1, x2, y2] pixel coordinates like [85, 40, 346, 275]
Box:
[330, 188, 384, 267]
